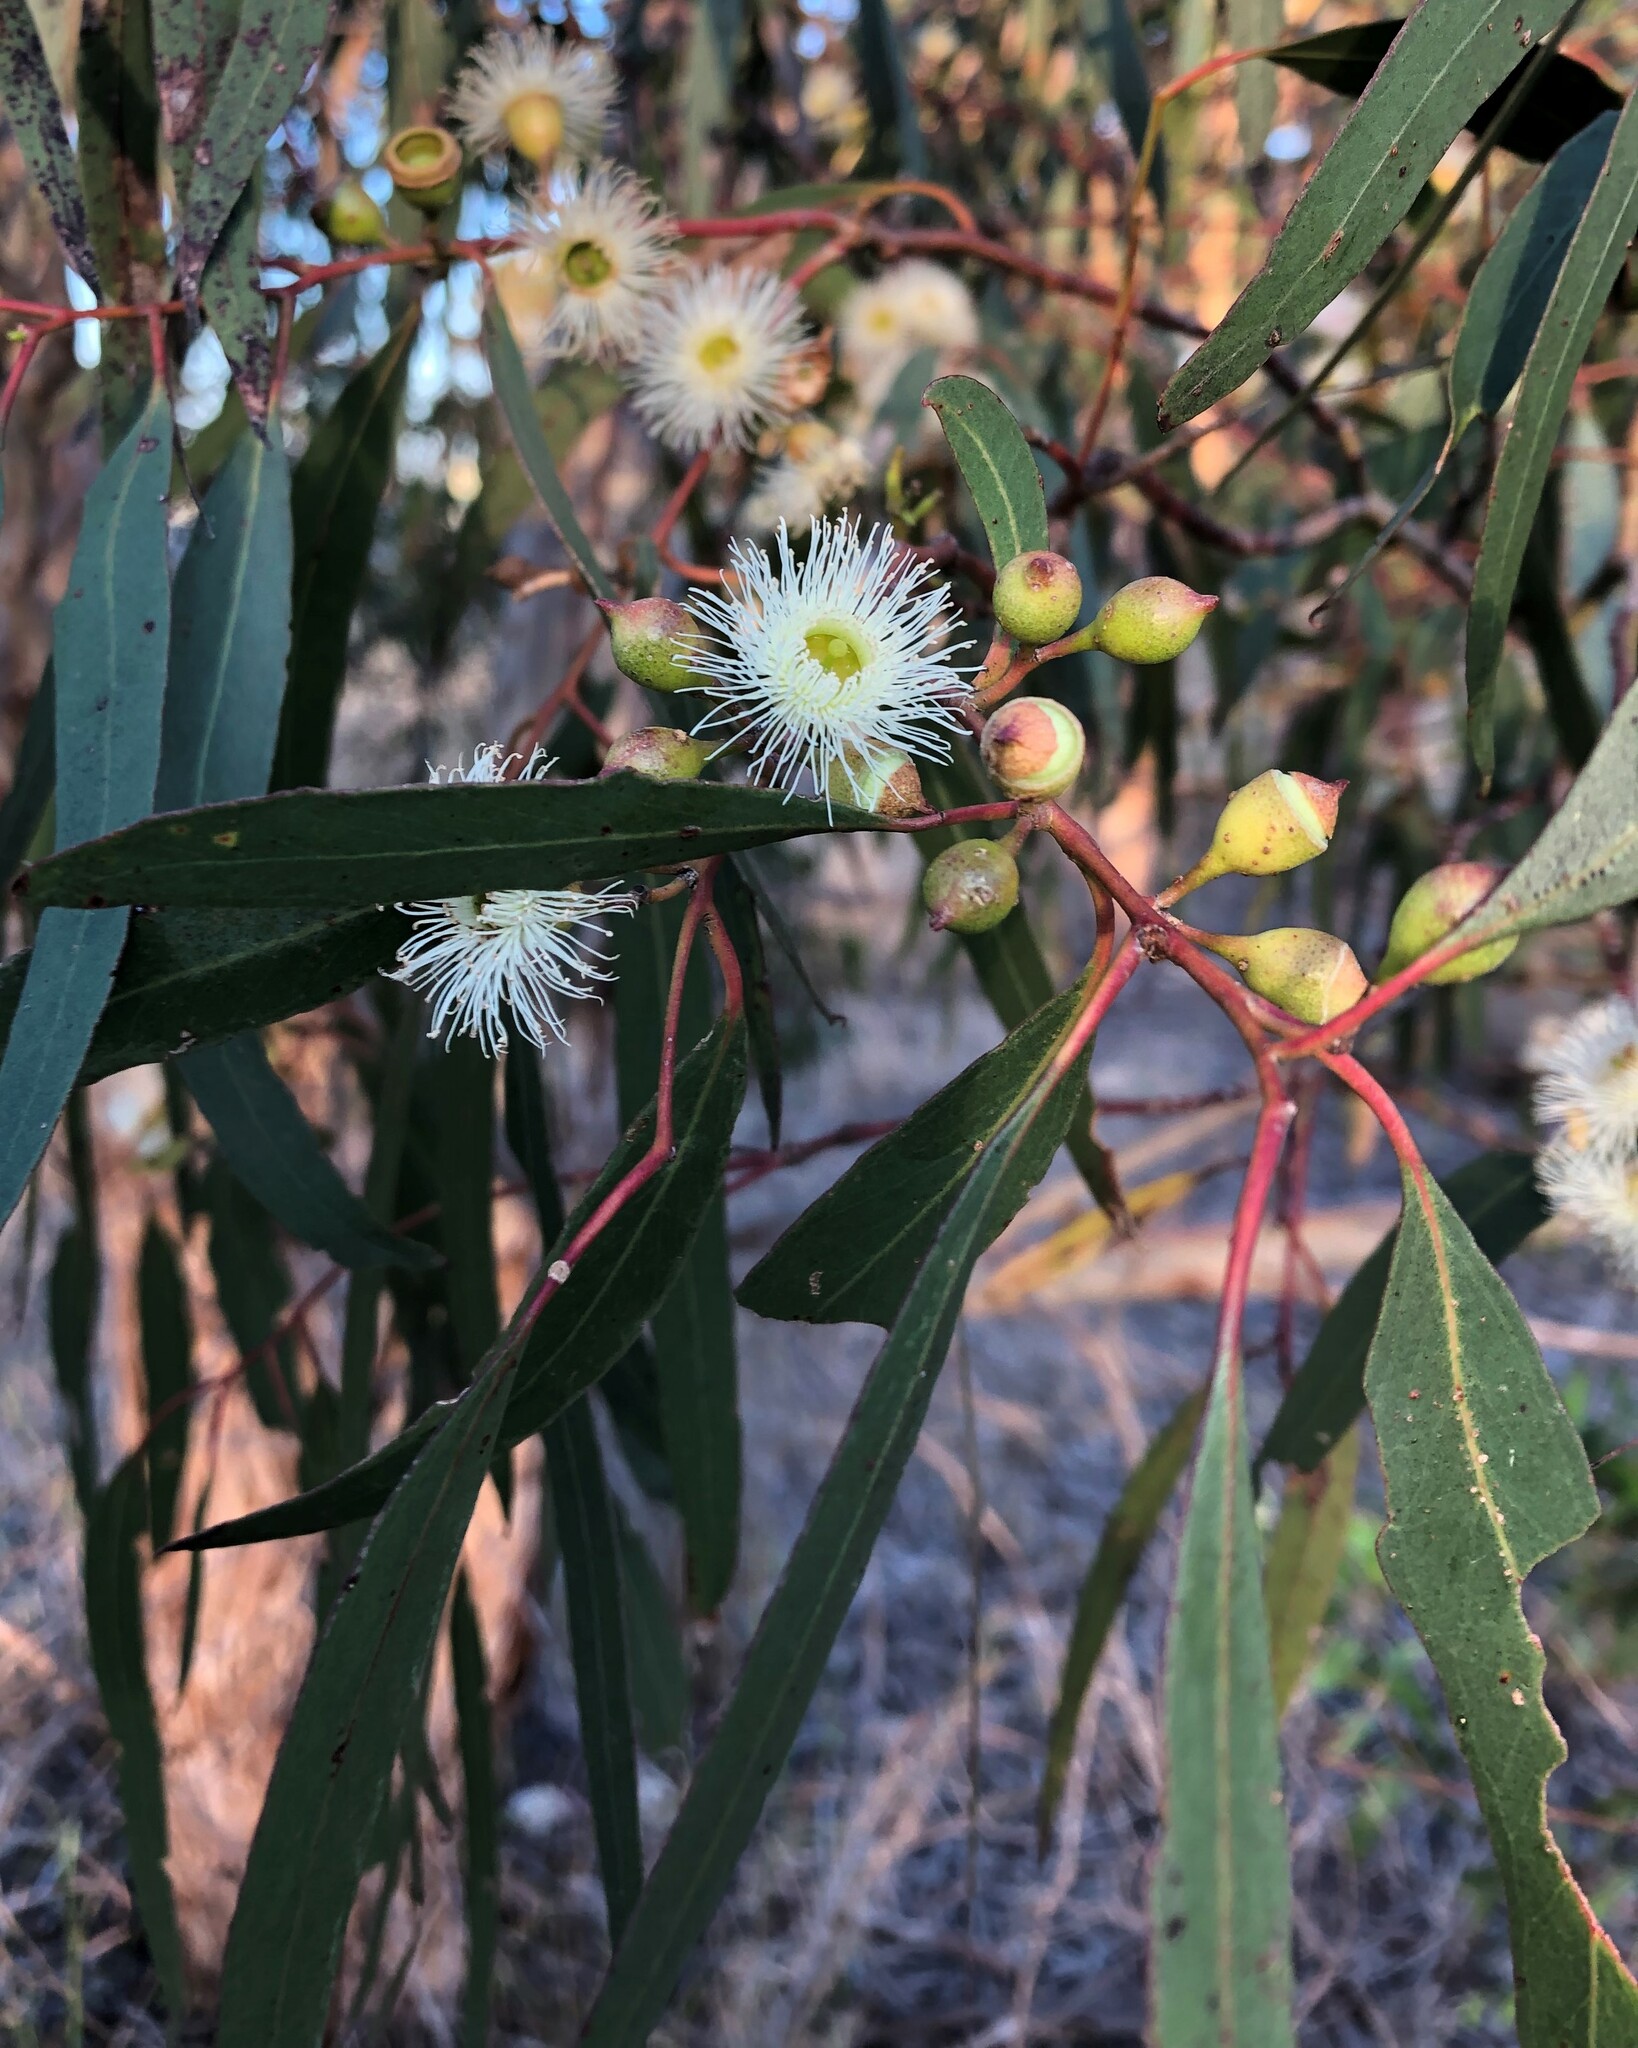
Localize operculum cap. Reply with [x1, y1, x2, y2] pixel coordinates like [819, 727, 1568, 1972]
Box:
[601, 727, 709, 782]
[602, 597, 703, 694]
[922, 841, 1020, 935]
[993, 550, 1083, 645]
[1200, 926, 1368, 1027]
[979, 697, 1086, 800]
[1378, 862, 1515, 985]
[1089, 576, 1217, 664]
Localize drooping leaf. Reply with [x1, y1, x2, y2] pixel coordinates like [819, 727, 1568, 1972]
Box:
[1264, 1425, 1360, 1716]
[0, 387, 172, 1228]
[139, 1217, 194, 1549]
[48, 1097, 101, 1517]
[1270, 18, 1620, 164]
[1159, 0, 1581, 426]
[1082, 0, 1165, 205]
[1367, 1169, 1638, 2044]
[76, 0, 163, 396]
[852, 0, 926, 178]
[204, 1157, 299, 1431]
[271, 310, 418, 791]
[1038, 1381, 1205, 1852]
[0, 4, 98, 285]
[578, 976, 1094, 2045]
[180, 1031, 437, 1270]
[201, 167, 275, 426]
[613, 1501, 691, 1758]
[0, 663, 54, 893]
[22, 780, 864, 912]
[1227, 0, 1281, 162]
[716, 857, 782, 1147]
[152, 0, 241, 214]
[924, 375, 1050, 569]
[1512, 483, 1601, 769]
[1257, 1150, 1546, 1475]
[450, 1572, 497, 2048]
[1465, 89, 1638, 776]
[482, 298, 617, 601]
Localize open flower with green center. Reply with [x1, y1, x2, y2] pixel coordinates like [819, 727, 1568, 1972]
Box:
[629, 264, 811, 454]
[388, 745, 638, 1054]
[682, 515, 970, 807]
[520, 162, 676, 361]
[448, 29, 614, 169]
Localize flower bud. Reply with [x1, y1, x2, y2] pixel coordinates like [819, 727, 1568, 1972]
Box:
[1377, 862, 1516, 986]
[1183, 769, 1346, 891]
[922, 841, 1019, 935]
[601, 727, 709, 783]
[824, 744, 927, 819]
[1089, 576, 1217, 664]
[602, 597, 702, 694]
[993, 550, 1083, 645]
[980, 697, 1086, 801]
[318, 176, 388, 248]
[1200, 927, 1369, 1027]
[503, 91, 566, 165]
[383, 126, 463, 214]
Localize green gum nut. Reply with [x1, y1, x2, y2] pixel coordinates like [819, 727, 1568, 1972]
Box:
[1200, 926, 1369, 1027]
[601, 727, 709, 782]
[602, 597, 703, 694]
[922, 840, 1019, 935]
[319, 177, 389, 248]
[383, 125, 464, 214]
[1187, 768, 1347, 889]
[993, 549, 1083, 645]
[824, 744, 927, 818]
[1089, 576, 1217, 664]
[1377, 861, 1516, 985]
[980, 696, 1086, 800]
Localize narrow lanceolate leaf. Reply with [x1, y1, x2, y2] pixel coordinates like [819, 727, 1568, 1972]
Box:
[272, 311, 417, 791]
[160, 411, 292, 812]
[852, 0, 926, 178]
[216, 1322, 518, 2048]
[1452, 686, 1638, 946]
[1039, 1382, 1205, 1852]
[180, 1033, 436, 1270]
[200, 168, 274, 423]
[1367, 1171, 1638, 2045]
[152, 0, 241, 217]
[742, 975, 1092, 1329]
[173, 0, 327, 308]
[482, 299, 617, 601]
[0, 5, 98, 286]
[613, 1502, 691, 1757]
[924, 375, 1050, 568]
[0, 907, 402, 1088]
[0, 388, 171, 1229]
[716, 857, 781, 1146]
[1159, 0, 1580, 426]
[1263, 1425, 1360, 1717]
[1152, 1337, 1294, 2048]
[0, 664, 54, 893]
[1226, 0, 1280, 162]
[579, 987, 1094, 2045]
[85, 1457, 187, 2021]
[1258, 1150, 1545, 1476]
[1082, 0, 1164, 205]
[22, 781, 863, 912]
[49, 1100, 101, 1517]
[138, 1218, 194, 1549]
[450, 1573, 498, 2048]
[1465, 88, 1638, 776]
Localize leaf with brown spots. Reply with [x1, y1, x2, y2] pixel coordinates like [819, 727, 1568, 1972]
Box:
[0, 4, 99, 287]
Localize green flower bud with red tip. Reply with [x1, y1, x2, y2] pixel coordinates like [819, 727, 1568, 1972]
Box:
[980, 697, 1086, 800]
[1198, 926, 1368, 1027]
[1176, 768, 1346, 896]
[602, 597, 703, 694]
[824, 744, 927, 819]
[993, 549, 1083, 645]
[1377, 861, 1516, 986]
[601, 726, 709, 782]
[383, 125, 464, 214]
[922, 841, 1019, 934]
[318, 176, 389, 248]
[1088, 576, 1217, 664]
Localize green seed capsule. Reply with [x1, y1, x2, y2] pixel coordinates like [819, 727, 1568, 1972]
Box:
[383, 126, 463, 215]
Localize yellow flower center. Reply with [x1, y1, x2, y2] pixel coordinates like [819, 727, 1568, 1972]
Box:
[504, 90, 565, 164]
[804, 621, 868, 683]
[697, 329, 742, 375]
[562, 237, 614, 290]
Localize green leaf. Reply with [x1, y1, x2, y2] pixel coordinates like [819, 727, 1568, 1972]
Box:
[85, 1456, 187, 2022]
[0, 2, 98, 286]
[1227, 0, 1280, 162]
[1270, 18, 1620, 164]
[76, 0, 162, 373]
[1257, 1150, 1546, 1476]
[1038, 1381, 1205, 1852]
[741, 975, 1094, 1329]
[613, 1501, 691, 1757]
[716, 857, 781, 1146]
[578, 977, 1094, 2046]
[1152, 1339, 1294, 2047]
[48, 1097, 101, 1517]
[481, 298, 617, 601]
[180, 1031, 437, 1270]
[0, 386, 172, 1228]
[1160, 0, 1580, 426]
[545, 1398, 645, 1943]
[852, 0, 926, 178]
[160, 429, 292, 811]
[204, 1157, 299, 1432]
[450, 1572, 497, 2048]
[0, 663, 55, 893]
[1465, 88, 1638, 777]
[1083, 0, 1164, 205]
[139, 1218, 193, 1549]
[22, 780, 863, 912]
[271, 311, 417, 791]
[174, 0, 327, 309]
[1512, 484, 1601, 768]
[1367, 1168, 1638, 2044]
[201, 167, 276, 426]
[1264, 1425, 1360, 1717]
[152, 0, 241, 213]
[215, 1314, 518, 2046]
[427, 1036, 501, 1375]
[924, 375, 1050, 568]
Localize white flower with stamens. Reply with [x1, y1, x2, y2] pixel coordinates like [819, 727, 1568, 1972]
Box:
[389, 745, 638, 1056]
[839, 259, 978, 389]
[448, 29, 615, 168]
[742, 419, 872, 533]
[629, 264, 811, 454]
[683, 514, 970, 806]
[519, 163, 676, 362]
[1529, 995, 1638, 1157]
[1537, 1137, 1638, 1284]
